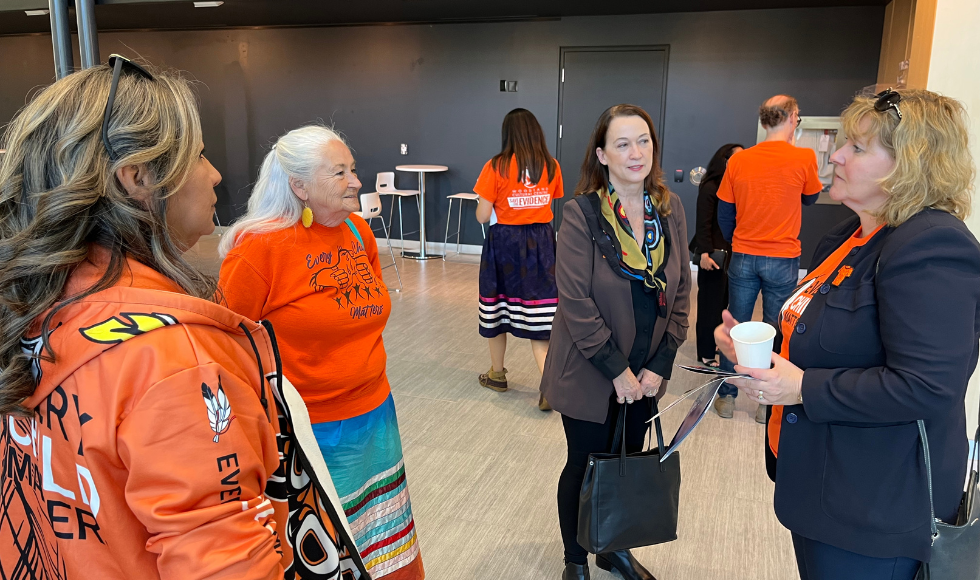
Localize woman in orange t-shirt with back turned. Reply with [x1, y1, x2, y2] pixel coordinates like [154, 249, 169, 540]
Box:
[474, 108, 564, 411]
[218, 126, 424, 580]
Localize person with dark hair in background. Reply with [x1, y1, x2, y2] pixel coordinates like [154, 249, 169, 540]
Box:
[689, 143, 743, 371]
[474, 108, 564, 411]
[541, 104, 690, 580]
[715, 94, 823, 423]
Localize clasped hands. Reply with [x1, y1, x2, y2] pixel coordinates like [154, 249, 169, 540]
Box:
[613, 368, 663, 404]
[714, 310, 805, 406]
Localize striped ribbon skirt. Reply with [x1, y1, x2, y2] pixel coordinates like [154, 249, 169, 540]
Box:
[478, 222, 558, 341]
[311, 394, 424, 579]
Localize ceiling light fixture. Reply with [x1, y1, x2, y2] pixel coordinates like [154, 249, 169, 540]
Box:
[25, 9, 50, 16]
[193, 1, 224, 7]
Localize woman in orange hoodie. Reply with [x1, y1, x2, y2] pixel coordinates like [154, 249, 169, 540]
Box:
[0, 57, 366, 579]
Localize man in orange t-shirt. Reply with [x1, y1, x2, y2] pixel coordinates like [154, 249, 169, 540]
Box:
[714, 94, 822, 420]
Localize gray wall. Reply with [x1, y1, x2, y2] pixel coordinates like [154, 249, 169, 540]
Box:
[0, 7, 881, 266]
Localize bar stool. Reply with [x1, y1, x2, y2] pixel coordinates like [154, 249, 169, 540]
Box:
[353, 192, 403, 292]
[443, 193, 485, 261]
[369, 172, 420, 253]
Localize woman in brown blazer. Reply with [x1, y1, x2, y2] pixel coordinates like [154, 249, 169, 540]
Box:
[540, 104, 691, 580]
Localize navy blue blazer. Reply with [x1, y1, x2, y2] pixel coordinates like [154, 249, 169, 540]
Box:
[767, 209, 980, 562]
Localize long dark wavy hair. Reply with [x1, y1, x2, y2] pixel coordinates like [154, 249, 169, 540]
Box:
[702, 143, 745, 188]
[0, 63, 214, 417]
[490, 108, 557, 185]
[573, 104, 671, 216]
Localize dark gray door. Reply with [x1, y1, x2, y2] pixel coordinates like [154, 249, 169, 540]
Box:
[554, 46, 669, 229]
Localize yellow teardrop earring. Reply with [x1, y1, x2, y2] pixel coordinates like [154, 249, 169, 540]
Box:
[301, 202, 314, 228]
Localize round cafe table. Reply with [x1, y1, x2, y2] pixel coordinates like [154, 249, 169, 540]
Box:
[395, 164, 448, 260]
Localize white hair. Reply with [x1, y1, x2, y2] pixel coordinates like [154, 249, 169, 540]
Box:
[218, 125, 345, 258]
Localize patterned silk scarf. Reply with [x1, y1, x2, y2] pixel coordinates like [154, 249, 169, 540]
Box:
[598, 186, 669, 315]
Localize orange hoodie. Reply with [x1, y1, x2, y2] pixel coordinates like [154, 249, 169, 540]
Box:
[0, 248, 368, 579]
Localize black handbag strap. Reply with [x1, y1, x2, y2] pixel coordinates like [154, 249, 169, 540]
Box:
[917, 403, 980, 539]
[611, 397, 668, 475]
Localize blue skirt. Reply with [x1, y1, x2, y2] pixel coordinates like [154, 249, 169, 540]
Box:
[311, 394, 424, 579]
[478, 222, 557, 340]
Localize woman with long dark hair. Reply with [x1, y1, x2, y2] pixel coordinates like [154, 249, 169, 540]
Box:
[688, 144, 742, 372]
[473, 108, 564, 411]
[540, 104, 690, 580]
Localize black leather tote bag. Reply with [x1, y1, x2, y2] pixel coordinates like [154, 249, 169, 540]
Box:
[577, 399, 681, 554]
[915, 416, 980, 580]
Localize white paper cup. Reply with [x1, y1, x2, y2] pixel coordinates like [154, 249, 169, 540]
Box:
[730, 321, 776, 369]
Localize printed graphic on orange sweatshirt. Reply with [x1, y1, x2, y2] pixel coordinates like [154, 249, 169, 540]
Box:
[79, 312, 178, 344]
[507, 169, 551, 210]
[202, 377, 236, 443]
[308, 243, 387, 321]
[2, 380, 103, 579]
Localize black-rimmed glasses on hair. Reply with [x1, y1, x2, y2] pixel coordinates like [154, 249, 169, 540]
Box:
[101, 54, 154, 162]
[874, 88, 903, 122]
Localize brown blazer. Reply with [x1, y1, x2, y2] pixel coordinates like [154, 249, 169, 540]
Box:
[540, 191, 691, 423]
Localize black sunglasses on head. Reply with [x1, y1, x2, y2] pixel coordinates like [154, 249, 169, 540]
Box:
[874, 88, 903, 122]
[101, 54, 154, 162]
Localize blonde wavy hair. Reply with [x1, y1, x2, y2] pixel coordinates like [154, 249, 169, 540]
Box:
[0, 63, 211, 416]
[841, 88, 975, 225]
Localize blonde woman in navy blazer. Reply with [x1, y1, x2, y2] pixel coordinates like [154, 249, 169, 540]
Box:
[719, 90, 980, 579]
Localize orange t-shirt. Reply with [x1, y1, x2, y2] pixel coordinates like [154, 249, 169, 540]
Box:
[473, 155, 564, 225]
[219, 216, 392, 424]
[768, 224, 885, 456]
[716, 141, 823, 258]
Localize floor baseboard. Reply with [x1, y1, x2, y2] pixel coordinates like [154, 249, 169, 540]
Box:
[376, 237, 483, 256]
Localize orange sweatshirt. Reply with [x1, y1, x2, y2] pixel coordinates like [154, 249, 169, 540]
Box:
[0, 248, 367, 579]
[218, 216, 392, 424]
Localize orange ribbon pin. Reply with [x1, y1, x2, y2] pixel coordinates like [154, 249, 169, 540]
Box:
[832, 266, 853, 287]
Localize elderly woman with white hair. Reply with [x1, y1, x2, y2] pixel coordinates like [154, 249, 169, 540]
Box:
[218, 126, 425, 580]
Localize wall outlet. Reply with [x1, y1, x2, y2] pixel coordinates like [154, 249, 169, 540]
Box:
[400, 143, 408, 155]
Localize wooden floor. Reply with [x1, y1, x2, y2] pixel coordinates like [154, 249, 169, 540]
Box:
[194, 235, 798, 580]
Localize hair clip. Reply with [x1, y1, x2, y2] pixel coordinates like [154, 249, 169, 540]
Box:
[874, 88, 903, 121]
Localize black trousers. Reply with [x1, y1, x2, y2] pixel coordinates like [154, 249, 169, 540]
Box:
[695, 265, 729, 361]
[792, 533, 920, 580]
[557, 397, 654, 565]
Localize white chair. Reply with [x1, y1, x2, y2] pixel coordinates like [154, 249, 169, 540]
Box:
[442, 193, 485, 261]
[370, 172, 420, 254]
[354, 192, 402, 292]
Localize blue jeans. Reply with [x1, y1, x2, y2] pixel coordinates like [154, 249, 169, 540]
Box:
[718, 252, 799, 396]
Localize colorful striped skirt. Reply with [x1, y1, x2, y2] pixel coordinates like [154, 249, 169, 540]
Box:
[311, 394, 424, 579]
[478, 222, 558, 341]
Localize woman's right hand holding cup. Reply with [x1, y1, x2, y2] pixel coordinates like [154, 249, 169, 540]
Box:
[714, 310, 740, 362]
[613, 368, 644, 404]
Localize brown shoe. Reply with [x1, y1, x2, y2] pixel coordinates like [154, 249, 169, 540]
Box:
[714, 395, 735, 419]
[538, 393, 552, 412]
[479, 368, 508, 392]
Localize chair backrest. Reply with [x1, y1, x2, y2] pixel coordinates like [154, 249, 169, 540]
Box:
[376, 172, 396, 192]
[359, 192, 383, 218]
